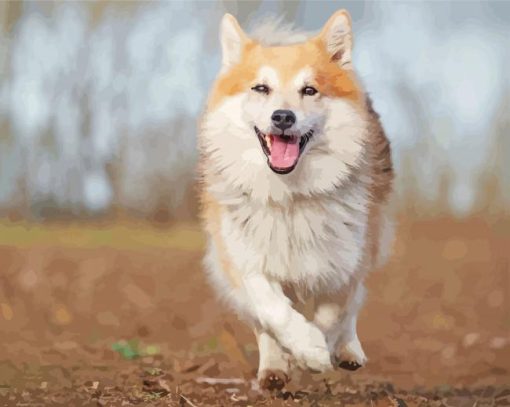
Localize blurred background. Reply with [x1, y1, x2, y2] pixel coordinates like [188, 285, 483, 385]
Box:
[0, 1, 509, 405]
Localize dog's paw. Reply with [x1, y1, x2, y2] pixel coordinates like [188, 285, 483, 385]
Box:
[291, 326, 333, 373]
[302, 345, 334, 373]
[335, 338, 367, 371]
[337, 359, 362, 371]
[258, 369, 289, 391]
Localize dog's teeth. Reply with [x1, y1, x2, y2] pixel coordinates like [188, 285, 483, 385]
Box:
[265, 135, 272, 149]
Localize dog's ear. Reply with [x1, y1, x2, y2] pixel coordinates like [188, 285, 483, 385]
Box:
[220, 14, 247, 70]
[317, 10, 353, 69]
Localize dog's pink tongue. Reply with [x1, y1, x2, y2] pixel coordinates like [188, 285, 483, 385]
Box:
[270, 135, 299, 169]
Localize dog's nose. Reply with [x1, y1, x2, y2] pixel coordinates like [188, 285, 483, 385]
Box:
[271, 110, 296, 131]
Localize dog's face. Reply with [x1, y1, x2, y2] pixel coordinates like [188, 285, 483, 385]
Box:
[202, 11, 368, 201]
[245, 64, 322, 175]
[240, 48, 343, 175]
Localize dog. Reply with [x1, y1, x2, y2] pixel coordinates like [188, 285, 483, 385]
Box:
[198, 9, 393, 391]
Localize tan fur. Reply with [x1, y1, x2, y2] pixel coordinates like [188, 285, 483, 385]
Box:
[208, 27, 362, 110]
[199, 189, 242, 287]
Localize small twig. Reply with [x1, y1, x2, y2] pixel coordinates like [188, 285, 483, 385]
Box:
[179, 394, 198, 407]
[195, 377, 245, 385]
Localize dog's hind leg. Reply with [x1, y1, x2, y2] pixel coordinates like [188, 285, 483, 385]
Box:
[313, 282, 367, 371]
[254, 328, 290, 391]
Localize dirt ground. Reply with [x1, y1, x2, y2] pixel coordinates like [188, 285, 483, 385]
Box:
[0, 215, 509, 406]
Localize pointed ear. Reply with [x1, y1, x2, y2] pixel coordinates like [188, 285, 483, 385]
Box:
[317, 10, 353, 69]
[220, 14, 247, 69]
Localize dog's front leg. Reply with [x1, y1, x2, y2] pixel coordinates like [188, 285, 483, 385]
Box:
[242, 273, 332, 373]
[253, 328, 290, 390]
[313, 282, 367, 371]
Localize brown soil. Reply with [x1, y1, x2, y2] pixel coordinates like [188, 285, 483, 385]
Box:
[0, 216, 509, 406]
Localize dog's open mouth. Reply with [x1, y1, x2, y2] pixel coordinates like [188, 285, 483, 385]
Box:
[255, 127, 314, 174]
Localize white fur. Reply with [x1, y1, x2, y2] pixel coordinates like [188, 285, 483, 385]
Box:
[249, 17, 312, 46]
[201, 95, 367, 204]
[257, 66, 280, 88]
[200, 15, 393, 379]
[255, 329, 289, 379]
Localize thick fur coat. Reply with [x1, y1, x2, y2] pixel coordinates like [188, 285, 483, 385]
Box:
[198, 10, 393, 390]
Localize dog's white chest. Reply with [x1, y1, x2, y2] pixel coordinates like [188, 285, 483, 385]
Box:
[222, 194, 368, 290]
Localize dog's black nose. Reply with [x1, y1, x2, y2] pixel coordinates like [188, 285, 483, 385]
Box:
[271, 110, 296, 131]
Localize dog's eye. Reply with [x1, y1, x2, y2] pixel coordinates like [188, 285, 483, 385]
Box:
[301, 86, 318, 96]
[251, 84, 270, 95]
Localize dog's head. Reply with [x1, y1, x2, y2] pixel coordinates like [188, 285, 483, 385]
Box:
[202, 10, 368, 200]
